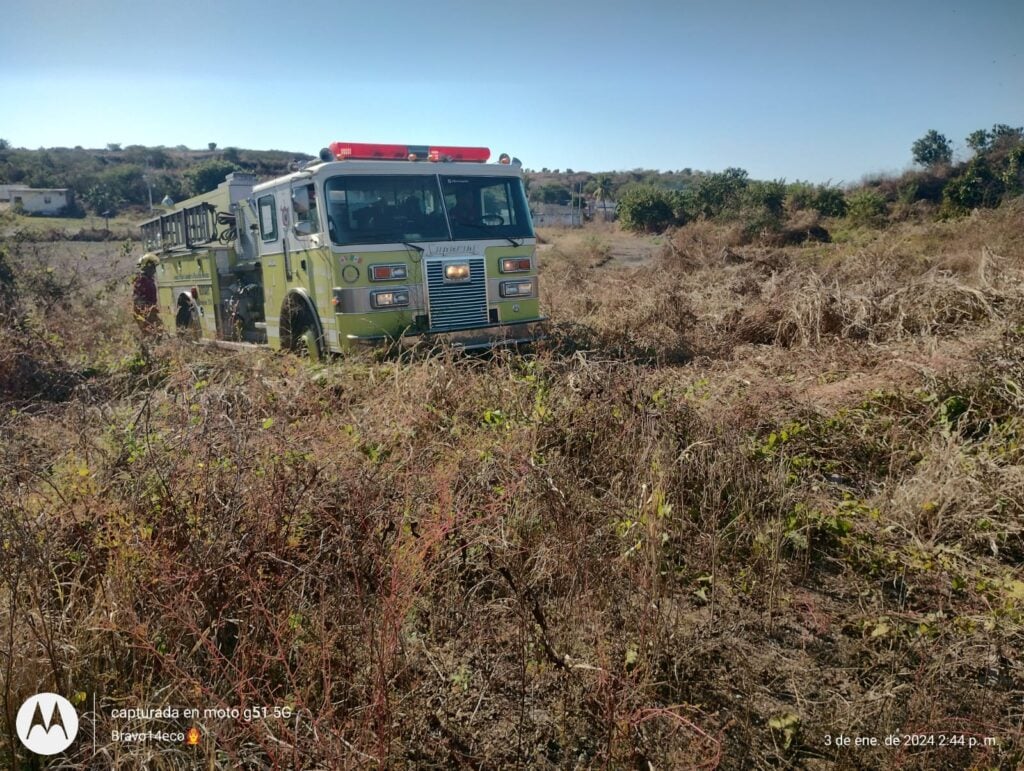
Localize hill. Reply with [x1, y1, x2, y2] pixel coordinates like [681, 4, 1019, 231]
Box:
[0, 142, 314, 215]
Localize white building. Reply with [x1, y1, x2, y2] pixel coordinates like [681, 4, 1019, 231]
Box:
[0, 186, 73, 215]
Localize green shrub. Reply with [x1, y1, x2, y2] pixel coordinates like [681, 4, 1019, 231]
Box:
[695, 167, 748, 218]
[942, 159, 1004, 214]
[185, 159, 240, 195]
[814, 186, 847, 217]
[617, 184, 676, 233]
[785, 182, 817, 213]
[735, 180, 786, 238]
[743, 180, 785, 218]
[1001, 144, 1024, 195]
[785, 182, 846, 218]
[845, 189, 887, 226]
[668, 189, 698, 225]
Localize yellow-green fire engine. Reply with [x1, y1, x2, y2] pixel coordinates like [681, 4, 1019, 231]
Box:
[139, 141, 543, 359]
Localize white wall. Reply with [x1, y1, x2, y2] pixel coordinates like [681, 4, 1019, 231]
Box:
[11, 189, 69, 215]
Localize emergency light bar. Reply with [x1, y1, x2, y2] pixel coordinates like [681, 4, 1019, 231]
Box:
[328, 142, 490, 163]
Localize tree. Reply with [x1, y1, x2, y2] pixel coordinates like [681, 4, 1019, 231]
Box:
[616, 184, 675, 233]
[966, 129, 991, 154]
[208, 142, 218, 151]
[82, 185, 124, 215]
[106, 143, 122, 152]
[695, 167, 748, 217]
[530, 183, 571, 205]
[593, 174, 613, 217]
[990, 123, 1023, 140]
[911, 130, 952, 168]
[185, 159, 239, 195]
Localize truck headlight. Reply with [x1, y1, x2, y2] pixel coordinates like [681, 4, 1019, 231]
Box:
[444, 263, 471, 282]
[499, 279, 533, 298]
[370, 288, 410, 308]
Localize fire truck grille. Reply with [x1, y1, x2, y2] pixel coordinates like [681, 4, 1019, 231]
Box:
[426, 258, 489, 331]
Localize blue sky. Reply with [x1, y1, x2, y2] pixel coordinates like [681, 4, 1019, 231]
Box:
[1, 0, 1021, 183]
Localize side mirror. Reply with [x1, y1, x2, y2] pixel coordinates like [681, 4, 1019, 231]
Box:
[291, 185, 315, 236]
[291, 186, 310, 213]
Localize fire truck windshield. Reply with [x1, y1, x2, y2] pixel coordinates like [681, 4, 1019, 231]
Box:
[325, 175, 449, 246]
[325, 174, 533, 246]
[441, 176, 534, 241]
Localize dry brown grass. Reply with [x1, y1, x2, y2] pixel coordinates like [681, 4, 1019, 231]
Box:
[2, 204, 1024, 768]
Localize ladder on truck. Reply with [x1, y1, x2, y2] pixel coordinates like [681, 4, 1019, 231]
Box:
[140, 202, 219, 252]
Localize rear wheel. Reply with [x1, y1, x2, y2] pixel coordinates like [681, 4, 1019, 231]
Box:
[175, 294, 201, 340]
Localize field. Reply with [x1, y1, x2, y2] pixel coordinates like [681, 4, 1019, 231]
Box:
[2, 206, 1023, 769]
[0, 209, 142, 242]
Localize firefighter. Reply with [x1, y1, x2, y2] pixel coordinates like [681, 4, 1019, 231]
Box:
[449, 187, 479, 227]
[133, 254, 161, 334]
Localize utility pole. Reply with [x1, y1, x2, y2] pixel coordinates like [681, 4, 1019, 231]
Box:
[144, 157, 154, 210]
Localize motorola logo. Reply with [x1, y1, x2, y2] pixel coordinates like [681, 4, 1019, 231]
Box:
[16, 693, 79, 755]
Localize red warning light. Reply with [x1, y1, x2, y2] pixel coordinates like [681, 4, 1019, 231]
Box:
[427, 146, 490, 163]
[329, 142, 490, 163]
[329, 142, 409, 160]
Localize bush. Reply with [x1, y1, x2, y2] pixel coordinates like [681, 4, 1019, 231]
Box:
[735, 180, 786, 238]
[185, 159, 240, 195]
[785, 183, 846, 217]
[617, 184, 677, 233]
[785, 182, 817, 213]
[695, 167, 748, 218]
[942, 158, 1004, 214]
[98, 165, 148, 206]
[845, 189, 887, 226]
[814, 185, 847, 217]
[82, 185, 124, 216]
[668, 189, 698, 225]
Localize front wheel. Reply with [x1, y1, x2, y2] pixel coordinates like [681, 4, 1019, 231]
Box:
[297, 326, 322, 362]
[284, 305, 322, 362]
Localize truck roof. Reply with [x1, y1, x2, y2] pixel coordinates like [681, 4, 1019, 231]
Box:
[252, 159, 523, 194]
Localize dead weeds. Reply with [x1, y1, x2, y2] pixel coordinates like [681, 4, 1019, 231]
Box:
[2, 207, 1024, 768]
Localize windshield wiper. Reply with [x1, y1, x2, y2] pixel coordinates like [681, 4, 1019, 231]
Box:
[403, 241, 425, 254]
[451, 223, 524, 247]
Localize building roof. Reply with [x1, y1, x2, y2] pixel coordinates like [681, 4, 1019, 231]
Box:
[4, 187, 70, 193]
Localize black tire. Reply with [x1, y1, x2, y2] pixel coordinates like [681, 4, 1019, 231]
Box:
[175, 294, 201, 339]
[283, 302, 322, 362]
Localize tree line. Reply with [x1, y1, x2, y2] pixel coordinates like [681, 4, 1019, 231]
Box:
[0, 142, 310, 216]
[599, 124, 1024, 234]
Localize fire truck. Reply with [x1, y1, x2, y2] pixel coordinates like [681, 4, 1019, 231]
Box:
[139, 142, 542, 359]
